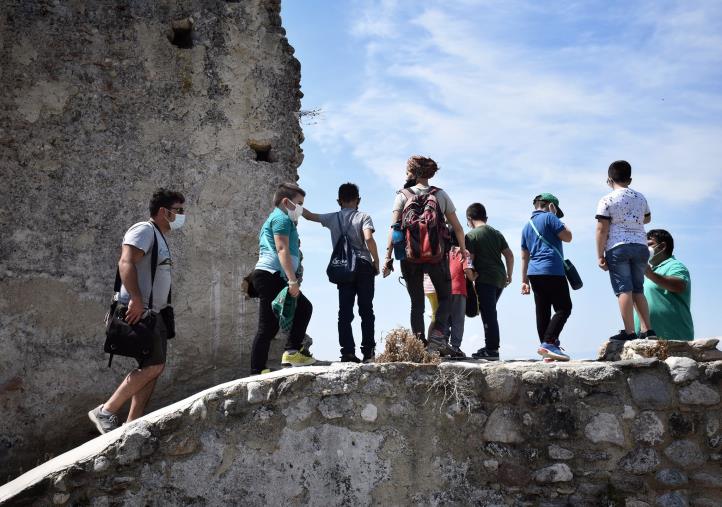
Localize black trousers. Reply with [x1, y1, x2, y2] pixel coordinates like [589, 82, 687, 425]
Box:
[250, 270, 312, 373]
[400, 258, 451, 340]
[338, 260, 376, 357]
[528, 275, 572, 344]
[474, 281, 503, 350]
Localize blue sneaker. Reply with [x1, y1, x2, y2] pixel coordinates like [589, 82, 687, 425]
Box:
[538, 342, 570, 362]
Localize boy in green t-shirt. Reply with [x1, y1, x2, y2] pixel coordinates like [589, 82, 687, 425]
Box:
[464, 203, 514, 360]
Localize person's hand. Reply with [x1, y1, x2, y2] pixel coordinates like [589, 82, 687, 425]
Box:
[288, 283, 301, 298]
[645, 264, 653, 277]
[382, 258, 394, 278]
[598, 256, 608, 271]
[505, 274, 512, 287]
[125, 297, 145, 325]
[521, 282, 531, 295]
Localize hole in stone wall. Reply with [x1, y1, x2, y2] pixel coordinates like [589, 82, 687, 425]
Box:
[249, 141, 273, 163]
[168, 18, 194, 49]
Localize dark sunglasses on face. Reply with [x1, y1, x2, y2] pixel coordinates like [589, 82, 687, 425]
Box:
[167, 207, 185, 214]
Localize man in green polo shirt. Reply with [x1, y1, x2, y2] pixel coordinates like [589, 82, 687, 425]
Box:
[635, 229, 694, 340]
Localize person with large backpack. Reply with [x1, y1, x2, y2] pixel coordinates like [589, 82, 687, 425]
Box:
[302, 183, 380, 363]
[382, 156, 467, 354]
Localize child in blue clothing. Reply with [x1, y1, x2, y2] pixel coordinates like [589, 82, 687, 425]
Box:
[520, 193, 573, 361]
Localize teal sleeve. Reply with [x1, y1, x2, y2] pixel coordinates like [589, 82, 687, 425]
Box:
[270, 214, 292, 237]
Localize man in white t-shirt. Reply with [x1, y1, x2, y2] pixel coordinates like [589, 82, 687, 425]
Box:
[595, 160, 655, 341]
[88, 188, 186, 435]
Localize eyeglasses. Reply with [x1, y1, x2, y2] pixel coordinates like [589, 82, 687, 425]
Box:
[167, 207, 185, 214]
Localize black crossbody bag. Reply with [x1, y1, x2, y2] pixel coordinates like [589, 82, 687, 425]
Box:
[103, 223, 174, 367]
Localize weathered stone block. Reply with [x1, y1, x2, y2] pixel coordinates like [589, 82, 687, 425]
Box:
[483, 407, 523, 443]
[585, 412, 625, 446]
[533, 463, 573, 483]
[665, 357, 700, 384]
[619, 447, 661, 474]
[628, 373, 673, 408]
[664, 440, 706, 468]
[633, 411, 665, 445]
[655, 469, 688, 488]
[679, 381, 720, 406]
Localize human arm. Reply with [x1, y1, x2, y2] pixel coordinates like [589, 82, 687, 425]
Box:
[301, 207, 322, 223]
[520, 248, 530, 294]
[382, 210, 401, 278]
[274, 234, 300, 297]
[645, 266, 687, 293]
[595, 219, 610, 271]
[501, 247, 514, 287]
[364, 228, 380, 275]
[558, 226, 572, 243]
[445, 211, 467, 256]
[118, 244, 146, 325]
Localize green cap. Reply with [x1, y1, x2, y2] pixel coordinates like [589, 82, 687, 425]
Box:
[533, 193, 564, 218]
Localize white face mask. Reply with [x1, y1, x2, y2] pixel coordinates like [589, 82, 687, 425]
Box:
[286, 201, 303, 222]
[648, 244, 664, 265]
[169, 211, 186, 230]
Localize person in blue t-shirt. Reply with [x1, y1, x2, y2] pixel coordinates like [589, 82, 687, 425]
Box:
[248, 182, 317, 374]
[520, 193, 573, 361]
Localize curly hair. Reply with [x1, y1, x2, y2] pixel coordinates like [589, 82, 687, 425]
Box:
[407, 155, 439, 179]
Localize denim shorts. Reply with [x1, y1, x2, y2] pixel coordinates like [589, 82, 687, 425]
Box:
[606, 243, 649, 295]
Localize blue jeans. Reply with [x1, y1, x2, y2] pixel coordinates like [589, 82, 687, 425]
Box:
[606, 243, 649, 295]
[474, 281, 503, 350]
[338, 260, 375, 356]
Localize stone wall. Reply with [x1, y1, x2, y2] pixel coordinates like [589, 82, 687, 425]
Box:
[0, 0, 302, 481]
[1, 359, 720, 506]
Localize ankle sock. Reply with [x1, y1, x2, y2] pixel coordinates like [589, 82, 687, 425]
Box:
[100, 406, 115, 417]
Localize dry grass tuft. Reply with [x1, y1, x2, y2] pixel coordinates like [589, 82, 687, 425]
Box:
[376, 328, 441, 364]
[426, 368, 474, 413]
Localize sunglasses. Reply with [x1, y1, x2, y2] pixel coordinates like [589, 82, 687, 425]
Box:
[167, 207, 185, 214]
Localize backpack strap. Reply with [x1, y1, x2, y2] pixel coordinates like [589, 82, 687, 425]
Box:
[528, 219, 564, 261]
[400, 188, 415, 200]
[150, 221, 171, 305]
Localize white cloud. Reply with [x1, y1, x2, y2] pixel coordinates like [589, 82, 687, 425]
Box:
[306, 0, 722, 205]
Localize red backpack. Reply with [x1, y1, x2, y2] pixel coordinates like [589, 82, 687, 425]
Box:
[399, 186, 450, 263]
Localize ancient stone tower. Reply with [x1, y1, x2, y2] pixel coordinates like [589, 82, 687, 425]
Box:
[0, 0, 302, 481]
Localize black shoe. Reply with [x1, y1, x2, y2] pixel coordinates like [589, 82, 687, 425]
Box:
[640, 329, 657, 340]
[448, 345, 466, 359]
[340, 354, 361, 363]
[609, 330, 637, 341]
[362, 351, 375, 363]
[471, 347, 499, 360]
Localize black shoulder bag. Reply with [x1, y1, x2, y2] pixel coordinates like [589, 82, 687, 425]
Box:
[326, 212, 359, 284]
[528, 219, 583, 290]
[104, 223, 171, 367]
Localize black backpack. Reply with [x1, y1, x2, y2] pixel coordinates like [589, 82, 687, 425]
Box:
[326, 212, 358, 284]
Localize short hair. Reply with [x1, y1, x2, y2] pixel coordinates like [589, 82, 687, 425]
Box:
[608, 160, 632, 183]
[273, 182, 306, 207]
[466, 203, 487, 221]
[647, 229, 674, 255]
[149, 188, 185, 216]
[407, 156, 439, 179]
[338, 182, 359, 202]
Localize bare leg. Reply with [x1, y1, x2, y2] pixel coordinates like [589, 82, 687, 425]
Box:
[617, 292, 635, 334]
[103, 364, 165, 415]
[632, 293, 651, 332]
[127, 376, 159, 422]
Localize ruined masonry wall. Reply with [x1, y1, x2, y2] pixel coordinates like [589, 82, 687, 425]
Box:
[0, 360, 720, 506]
[0, 0, 302, 481]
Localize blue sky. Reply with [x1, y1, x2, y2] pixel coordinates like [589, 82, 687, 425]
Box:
[281, 0, 722, 361]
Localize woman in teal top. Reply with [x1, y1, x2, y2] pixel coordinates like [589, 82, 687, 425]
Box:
[249, 182, 316, 374]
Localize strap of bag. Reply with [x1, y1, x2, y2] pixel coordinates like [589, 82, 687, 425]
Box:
[113, 222, 159, 307]
[528, 219, 565, 262]
[150, 221, 172, 305]
[336, 210, 355, 237]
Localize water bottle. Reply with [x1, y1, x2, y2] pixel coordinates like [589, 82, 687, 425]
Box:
[392, 223, 406, 260]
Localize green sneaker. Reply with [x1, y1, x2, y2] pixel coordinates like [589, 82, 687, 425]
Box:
[283, 350, 316, 367]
